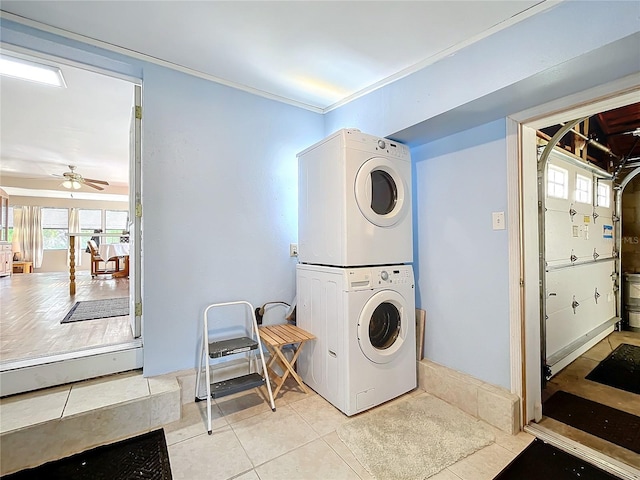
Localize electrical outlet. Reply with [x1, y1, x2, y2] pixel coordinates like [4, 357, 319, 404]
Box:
[492, 211, 505, 230]
[290, 243, 298, 257]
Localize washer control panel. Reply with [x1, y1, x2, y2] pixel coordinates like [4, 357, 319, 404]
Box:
[375, 267, 412, 286]
[345, 265, 413, 291]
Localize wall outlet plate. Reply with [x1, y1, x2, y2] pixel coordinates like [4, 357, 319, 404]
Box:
[290, 243, 298, 257]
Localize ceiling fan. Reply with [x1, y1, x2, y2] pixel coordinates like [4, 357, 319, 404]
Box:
[56, 165, 110, 191]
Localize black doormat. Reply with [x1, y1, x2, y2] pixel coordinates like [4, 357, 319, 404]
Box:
[494, 438, 620, 480]
[544, 390, 640, 453]
[3, 429, 172, 480]
[62, 297, 129, 323]
[586, 343, 640, 395]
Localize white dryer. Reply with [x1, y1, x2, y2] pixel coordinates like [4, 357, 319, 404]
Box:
[296, 263, 416, 416]
[298, 129, 413, 267]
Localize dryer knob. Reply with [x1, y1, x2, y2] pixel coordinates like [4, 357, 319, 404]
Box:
[378, 140, 386, 149]
[381, 270, 389, 281]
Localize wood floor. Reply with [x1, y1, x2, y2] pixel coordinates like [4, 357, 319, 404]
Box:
[0, 271, 133, 363]
[541, 330, 640, 469]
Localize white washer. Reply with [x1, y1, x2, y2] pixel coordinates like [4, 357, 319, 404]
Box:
[298, 128, 412, 267]
[296, 263, 416, 416]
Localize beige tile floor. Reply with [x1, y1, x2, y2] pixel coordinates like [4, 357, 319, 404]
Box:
[165, 379, 536, 480]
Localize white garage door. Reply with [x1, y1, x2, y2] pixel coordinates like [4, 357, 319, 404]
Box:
[544, 150, 617, 376]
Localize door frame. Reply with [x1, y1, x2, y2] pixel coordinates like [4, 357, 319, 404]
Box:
[505, 73, 640, 478]
[0, 48, 144, 397]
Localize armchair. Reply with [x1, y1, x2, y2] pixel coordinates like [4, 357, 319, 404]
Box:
[87, 240, 116, 277]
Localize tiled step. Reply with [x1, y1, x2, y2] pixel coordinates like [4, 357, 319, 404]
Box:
[0, 371, 180, 476]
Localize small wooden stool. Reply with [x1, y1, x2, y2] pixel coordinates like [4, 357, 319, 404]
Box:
[258, 323, 315, 399]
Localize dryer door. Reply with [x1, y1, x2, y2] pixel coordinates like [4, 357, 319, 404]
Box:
[354, 157, 408, 227]
[357, 290, 408, 364]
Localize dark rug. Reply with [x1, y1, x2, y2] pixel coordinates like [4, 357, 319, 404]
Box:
[544, 390, 640, 453]
[62, 297, 129, 323]
[494, 438, 620, 480]
[3, 429, 172, 480]
[586, 343, 640, 395]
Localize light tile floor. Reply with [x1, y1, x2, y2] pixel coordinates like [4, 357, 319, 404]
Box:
[165, 379, 536, 480]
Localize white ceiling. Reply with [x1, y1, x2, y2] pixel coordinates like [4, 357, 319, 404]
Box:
[0, 0, 550, 196]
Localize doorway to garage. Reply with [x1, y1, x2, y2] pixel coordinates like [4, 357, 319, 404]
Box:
[516, 84, 640, 477]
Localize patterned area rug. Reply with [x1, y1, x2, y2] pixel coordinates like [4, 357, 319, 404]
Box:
[4, 429, 172, 479]
[337, 394, 494, 479]
[61, 297, 129, 323]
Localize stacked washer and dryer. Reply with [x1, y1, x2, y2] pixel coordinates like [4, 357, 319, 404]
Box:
[296, 128, 416, 416]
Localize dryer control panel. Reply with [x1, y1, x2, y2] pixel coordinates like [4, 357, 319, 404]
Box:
[344, 129, 411, 161]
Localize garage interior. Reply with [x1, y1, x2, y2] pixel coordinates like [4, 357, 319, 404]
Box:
[536, 101, 640, 469]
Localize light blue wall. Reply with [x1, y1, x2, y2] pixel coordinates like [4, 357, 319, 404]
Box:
[141, 65, 323, 374]
[324, 0, 639, 389]
[325, 1, 640, 144]
[1, 0, 639, 386]
[0, 19, 324, 376]
[412, 120, 511, 388]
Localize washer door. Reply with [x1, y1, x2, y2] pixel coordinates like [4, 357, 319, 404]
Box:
[354, 157, 408, 227]
[357, 290, 408, 364]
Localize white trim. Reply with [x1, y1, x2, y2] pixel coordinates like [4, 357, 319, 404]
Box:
[324, 1, 560, 113]
[511, 73, 640, 127]
[520, 124, 543, 424]
[525, 424, 640, 480]
[512, 76, 640, 426]
[506, 118, 522, 406]
[1, 3, 559, 115]
[0, 12, 323, 114]
[0, 344, 143, 397]
[0, 42, 141, 85]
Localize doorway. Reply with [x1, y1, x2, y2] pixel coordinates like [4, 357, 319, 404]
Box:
[516, 84, 640, 476]
[0, 49, 143, 396]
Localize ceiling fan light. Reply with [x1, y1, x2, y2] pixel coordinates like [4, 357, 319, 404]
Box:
[62, 179, 73, 189]
[72, 180, 81, 189]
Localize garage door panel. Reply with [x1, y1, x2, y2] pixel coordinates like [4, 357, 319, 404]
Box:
[545, 211, 596, 262]
[546, 261, 615, 314]
[546, 301, 612, 358]
[545, 286, 615, 317]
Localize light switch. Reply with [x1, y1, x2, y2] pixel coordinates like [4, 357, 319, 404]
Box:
[492, 211, 505, 230]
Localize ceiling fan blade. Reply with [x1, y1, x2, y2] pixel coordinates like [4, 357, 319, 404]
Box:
[83, 178, 109, 185]
[84, 182, 105, 191]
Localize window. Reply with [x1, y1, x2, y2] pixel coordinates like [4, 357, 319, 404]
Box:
[105, 210, 128, 243]
[597, 182, 611, 208]
[42, 208, 69, 249]
[79, 209, 102, 233]
[547, 165, 568, 199]
[575, 174, 592, 204]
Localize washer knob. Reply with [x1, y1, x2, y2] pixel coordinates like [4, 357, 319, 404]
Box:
[381, 270, 389, 281]
[378, 140, 386, 149]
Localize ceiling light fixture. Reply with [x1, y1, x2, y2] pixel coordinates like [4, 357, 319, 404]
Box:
[0, 55, 66, 88]
[62, 180, 82, 190]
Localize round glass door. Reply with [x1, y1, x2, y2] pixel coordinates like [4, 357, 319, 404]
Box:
[355, 157, 408, 227]
[370, 170, 397, 215]
[369, 302, 401, 349]
[358, 291, 407, 364]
